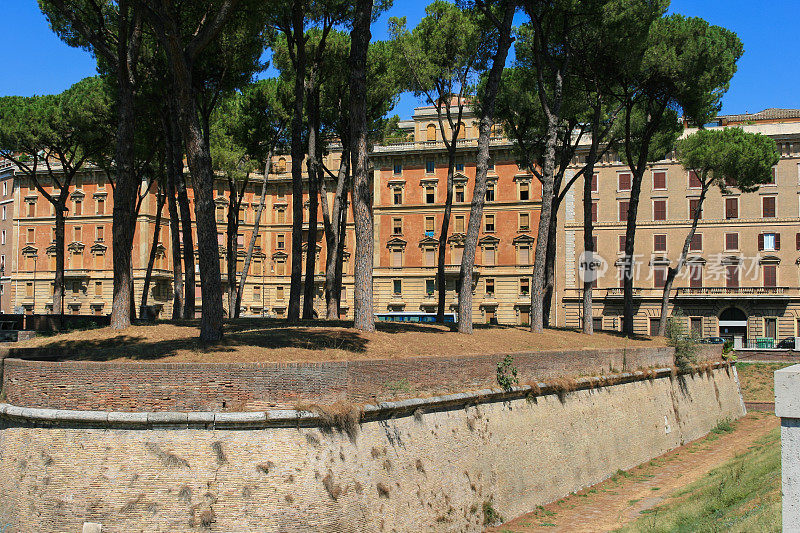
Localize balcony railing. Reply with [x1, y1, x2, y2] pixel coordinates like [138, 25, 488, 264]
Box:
[563, 286, 796, 299]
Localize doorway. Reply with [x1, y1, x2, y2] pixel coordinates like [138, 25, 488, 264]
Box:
[719, 307, 747, 346]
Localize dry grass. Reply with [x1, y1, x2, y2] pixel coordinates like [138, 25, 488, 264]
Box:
[11, 318, 663, 363]
[736, 362, 794, 403]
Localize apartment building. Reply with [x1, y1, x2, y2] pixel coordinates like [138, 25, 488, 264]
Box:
[369, 104, 541, 325]
[0, 159, 14, 313]
[557, 109, 800, 344]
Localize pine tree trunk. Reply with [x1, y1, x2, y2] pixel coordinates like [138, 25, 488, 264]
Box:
[320, 152, 348, 320]
[303, 78, 321, 320]
[657, 181, 708, 336]
[226, 181, 239, 318]
[236, 148, 276, 318]
[167, 49, 224, 341]
[140, 189, 165, 317]
[170, 103, 196, 319]
[621, 167, 645, 336]
[110, 64, 137, 330]
[350, 0, 375, 332]
[334, 184, 349, 318]
[287, 2, 307, 323]
[457, 4, 514, 334]
[167, 167, 184, 320]
[542, 197, 558, 327]
[436, 147, 455, 322]
[581, 120, 601, 334]
[53, 206, 65, 316]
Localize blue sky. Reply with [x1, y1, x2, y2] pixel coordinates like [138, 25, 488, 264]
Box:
[2, 1, 796, 119]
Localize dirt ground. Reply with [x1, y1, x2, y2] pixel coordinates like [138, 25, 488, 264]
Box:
[486, 412, 778, 533]
[11, 319, 663, 362]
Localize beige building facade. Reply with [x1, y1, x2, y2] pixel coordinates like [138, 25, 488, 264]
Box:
[557, 109, 800, 344]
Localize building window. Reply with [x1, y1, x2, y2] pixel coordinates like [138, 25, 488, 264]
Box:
[26, 282, 33, 297]
[1, 206, 5, 221]
[237, 233, 244, 248]
[276, 185, 286, 199]
[590, 173, 598, 192]
[216, 205, 225, 222]
[653, 234, 666, 252]
[426, 279, 435, 296]
[393, 160, 402, 175]
[27, 228, 34, 243]
[763, 264, 777, 288]
[276, 259, 286, 276]
[762, 196, 776, 218]
[455, 158, 464, 172]
[518, 244, 531, 265]
[725, 264, 739, 288]
[618, 172, 631, 191]
[454, 215, 465, 233]
[451, 245, 463, 265]
[276, 208, 286, 224]
[74, 199, 82, 216]
[426, 124, 436, 141]
[725, 232, 738, 251]
[94, 281, 102, 296]
[392, 279, 402, 296]
[591, 201, 598, 223]
[485, 278, 495, 296]
[74, 226, 82, 242]
[425, 186, 435, 204]
[96, 226, 104, 242]
[96, 198, 105, 215]
[27, 202, 35, 218]
[455, 185, 465, 203]
[391, 249, 403, 267]
[688, 198, 702, 219]
[649, 317, 661, 336]
[519, 212, 530, 231]
[618, 200, 629, 222]
[277, 234, 285, 249]
[653, 266, 667, 288]
[424, 216, 435, 236]
[689, 233, 702, 251]
[725, 197, 738, 219]
[688, 263, 703, 288]
[483, 246, 496, 265]
[392, 217, 403, 235]
[765, 317, 777, 340]
[688, 170, 702, 188]
[520, 277, 530, 296]
[653, 171, 667, 190]
[618, 235, 626, 252]
[484, 214, 495, 232]
[759, 232, 780, 251]
[487, 158, 494, 171]
[2, 182, 6, 196]
[653, 199, 667, 221]
[424, 247, 435, 267]
[276, 286, 285, 300]
[253, 285, 261, 302]
[425, 160, 435, 174]
[485, 182, 495, 202]
[519, 182, 530, 201]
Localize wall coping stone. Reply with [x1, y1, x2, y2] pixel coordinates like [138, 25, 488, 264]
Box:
[0, 361, 732, 430]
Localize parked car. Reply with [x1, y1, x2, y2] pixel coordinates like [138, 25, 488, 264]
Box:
[699, 336, 725, 344]
[777, 337, 796, 349]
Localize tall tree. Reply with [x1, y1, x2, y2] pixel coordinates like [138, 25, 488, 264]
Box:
[456, 0, 516, 334]
[140, 0, 256, 341]
[349, 0, 375, 331]
[390, 1, 488, 323]
[0, 78, 112, 316]
[39, 0, 145, 329]
[655, 128, 778, 335]
[618, 14, 742, 335]
[233, 79, 290, 318]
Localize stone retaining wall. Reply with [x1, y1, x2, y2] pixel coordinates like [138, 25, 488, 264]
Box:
[0, 364, 744, 532]
[2, 345, 721, 411]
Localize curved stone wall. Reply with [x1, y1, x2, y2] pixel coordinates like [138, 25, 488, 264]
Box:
[1, 345, 721, 411]
[0, 364, 744, 532]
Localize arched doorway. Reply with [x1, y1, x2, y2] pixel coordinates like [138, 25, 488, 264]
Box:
[719, 307, 747, 346]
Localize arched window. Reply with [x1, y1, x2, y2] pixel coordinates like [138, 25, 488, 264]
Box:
[426, 124, 436, 141]
[276, 157, 287, 173]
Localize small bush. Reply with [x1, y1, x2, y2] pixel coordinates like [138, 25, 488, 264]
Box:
[482, 498, 503, 526]
[496, 354, 518, 392]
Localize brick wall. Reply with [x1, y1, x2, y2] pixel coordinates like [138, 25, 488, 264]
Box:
[1, 345, 721, 412]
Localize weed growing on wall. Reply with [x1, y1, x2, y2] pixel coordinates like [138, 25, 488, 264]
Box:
[496, 355, 518, 392]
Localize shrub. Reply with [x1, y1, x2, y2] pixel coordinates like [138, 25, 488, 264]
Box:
[666, 310, 697, 372]
[496, 354, 518, 392]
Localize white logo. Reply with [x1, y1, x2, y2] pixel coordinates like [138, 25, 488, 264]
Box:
[578, 251, 608, 283]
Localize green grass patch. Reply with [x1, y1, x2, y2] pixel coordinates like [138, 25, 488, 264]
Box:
[617, 428, 781, 532]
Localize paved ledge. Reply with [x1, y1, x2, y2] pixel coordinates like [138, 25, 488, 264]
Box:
[0, 362, 732, 430]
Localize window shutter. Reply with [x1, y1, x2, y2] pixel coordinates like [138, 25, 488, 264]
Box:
[796, 233, 800, 250]
[758, 233, 764, 251]
[775, 233, 781, 250]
